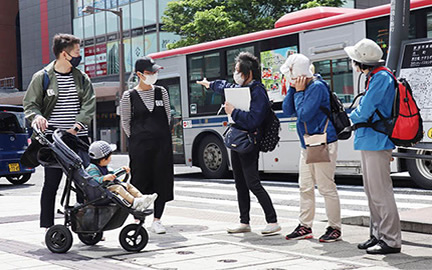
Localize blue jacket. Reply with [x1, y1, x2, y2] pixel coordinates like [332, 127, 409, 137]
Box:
[209, 80, 270, 131]
[349, 69, 395, 151]
[282, 76, 337, 149]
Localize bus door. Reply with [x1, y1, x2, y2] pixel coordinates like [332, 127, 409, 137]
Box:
[300, 22, 366, 174]
[158, 77, 185, 164]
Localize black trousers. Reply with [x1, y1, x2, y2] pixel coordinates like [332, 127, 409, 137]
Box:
[230, 146, 277, 224]
[40, 136, 89, 228]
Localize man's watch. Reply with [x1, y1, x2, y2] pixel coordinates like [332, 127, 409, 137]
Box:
[73, 126, 80, 132]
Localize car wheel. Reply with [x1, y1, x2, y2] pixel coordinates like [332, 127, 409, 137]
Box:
[406, 149, 432, 189]
[198, 135, 229, 179]
[45, 225, 73, 253]
[119, 224, 148, 252]
[6, 173, 31, 185]
[78, 232, 103, 245]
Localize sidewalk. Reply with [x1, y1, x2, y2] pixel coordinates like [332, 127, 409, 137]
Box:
[0, 165, 431, 269]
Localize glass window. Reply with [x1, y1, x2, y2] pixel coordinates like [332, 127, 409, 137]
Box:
[131, 35, 145, 67]
[144, 0, 156, 26]
[124, 38, 132, 72]
[106, 41, 119, 74]
[158, 0, 170, 22]
[106, 11, 118, 33]
[73, 0, 83, 18]
[131, 1, 143, 28]
[314, 58, 354, 104]
[159, 31, 180, 51]
[108, 0, 118, 9]
[73, 18, 84, 38]
[95, 12, 106, 36]
[187, 52, 222, 115]
[122, 4, 131, 31]
[84, 15, 94, 38]
[226, 46, 254, 76]
[144, 32, 157, 55]
[118, 0, 129, 5]
[428, 12, 432, 38]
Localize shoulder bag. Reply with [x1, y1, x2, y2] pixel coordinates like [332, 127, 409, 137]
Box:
[303, 119, 331, 164]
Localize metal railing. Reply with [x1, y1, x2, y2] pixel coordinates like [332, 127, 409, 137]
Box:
[0, 77, 15, 89]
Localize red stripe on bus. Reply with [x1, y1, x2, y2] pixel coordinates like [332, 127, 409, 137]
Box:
[40, 0, 50, 64]
[149, 0, 431, 59]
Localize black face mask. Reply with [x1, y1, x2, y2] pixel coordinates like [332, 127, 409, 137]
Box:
[66, 52, 82, 68]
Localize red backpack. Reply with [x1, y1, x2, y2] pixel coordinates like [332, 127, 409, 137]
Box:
[354, 66, 423, 147]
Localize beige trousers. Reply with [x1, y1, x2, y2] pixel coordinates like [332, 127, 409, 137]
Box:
[299, 142, 341, 230]
[361, 150, 401, 248]
[108, 183, 143, 204]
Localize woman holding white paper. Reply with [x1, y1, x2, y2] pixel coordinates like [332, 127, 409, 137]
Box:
[197, 52, 280, 235]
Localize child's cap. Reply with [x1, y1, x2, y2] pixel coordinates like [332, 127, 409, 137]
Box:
[88, 141, 117, 159]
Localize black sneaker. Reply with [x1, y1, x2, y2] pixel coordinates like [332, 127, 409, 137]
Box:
[319, 227, 342, 242]
[285, 224, 313, 240]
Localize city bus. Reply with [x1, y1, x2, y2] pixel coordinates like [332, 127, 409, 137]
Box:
[144, 0, 432, 189]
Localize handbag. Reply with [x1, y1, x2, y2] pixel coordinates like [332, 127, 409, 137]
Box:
[303, 119, 330, 164]
[223, 125, 256, 154]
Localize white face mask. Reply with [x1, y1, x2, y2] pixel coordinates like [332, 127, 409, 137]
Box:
[142, 73, 158, 85]
[233, 71, 245, 85]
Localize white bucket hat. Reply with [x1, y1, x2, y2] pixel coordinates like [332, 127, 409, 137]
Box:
[344, 38, 384, 64]
[280, 54, 313, 83]
[88, 141, 117, 159]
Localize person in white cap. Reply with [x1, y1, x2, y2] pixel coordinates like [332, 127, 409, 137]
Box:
[86, 141, 158, 211]
[281, 53, 342, 243]
[345, 38, 401, 254]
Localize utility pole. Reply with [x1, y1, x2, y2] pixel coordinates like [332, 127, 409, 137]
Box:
[386, 0, 410, 72]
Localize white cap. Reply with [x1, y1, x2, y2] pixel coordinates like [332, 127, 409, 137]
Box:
[88, 141, 117, 159]
[280, 53, 313, 80]
[344, 38, 384, 64]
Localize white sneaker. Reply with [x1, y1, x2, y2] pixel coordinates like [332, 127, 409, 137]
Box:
[137, 193, 158, 211]
[151, 220, 166, 234]
[261, 223, 281, 235]
[227, 224, 251, 234]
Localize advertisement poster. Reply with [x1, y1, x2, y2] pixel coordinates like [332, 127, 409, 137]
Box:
[132, 36, 145, 69]
[95, 43, 107, 77]
[260, 46, 298, 102]
[84, 46, 96, 77]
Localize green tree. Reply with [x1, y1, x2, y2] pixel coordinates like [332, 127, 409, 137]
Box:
[162, 0, 345, 49]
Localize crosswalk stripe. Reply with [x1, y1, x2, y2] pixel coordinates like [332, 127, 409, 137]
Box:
[174, 185, 431, 210]
[173, 195, 371, 217]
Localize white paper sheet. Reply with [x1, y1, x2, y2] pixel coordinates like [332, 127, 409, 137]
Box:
[224, 87, 251, 123]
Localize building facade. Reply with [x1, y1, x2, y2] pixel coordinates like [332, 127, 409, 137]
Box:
[0, 0, 396, 147]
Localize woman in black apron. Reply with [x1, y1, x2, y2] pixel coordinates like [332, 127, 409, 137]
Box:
[120, 57, 174, 234]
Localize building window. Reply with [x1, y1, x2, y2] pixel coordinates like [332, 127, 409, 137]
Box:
[131, 1, 143, 29]
[144, 0, 157, 26]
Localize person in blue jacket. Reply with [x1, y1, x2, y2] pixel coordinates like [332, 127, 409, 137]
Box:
[197, 52, 281, 235]
[345, 38, 401, 254]
[281, 53, 342, 243]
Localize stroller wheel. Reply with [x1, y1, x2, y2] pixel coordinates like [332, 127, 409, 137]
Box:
[45, 225, 73, 253]
[119, 224, 149, 252]
[78, 232, 103, 245]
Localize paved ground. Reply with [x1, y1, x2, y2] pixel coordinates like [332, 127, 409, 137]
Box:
[0, 155, 431, 269]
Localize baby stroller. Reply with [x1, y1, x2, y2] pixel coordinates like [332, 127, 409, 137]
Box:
[33, 126, 152, 253]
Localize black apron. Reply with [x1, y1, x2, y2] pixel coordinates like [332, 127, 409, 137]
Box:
[128, 88, 174, 203]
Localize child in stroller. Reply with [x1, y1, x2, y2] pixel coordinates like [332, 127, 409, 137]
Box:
[86, 140, 157, 212]
[33, 126, 155, 254]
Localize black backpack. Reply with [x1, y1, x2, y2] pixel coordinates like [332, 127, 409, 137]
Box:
[318, 79, 352, 140]
[259, 106, 280, 152]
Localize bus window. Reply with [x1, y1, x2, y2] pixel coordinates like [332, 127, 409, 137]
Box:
[226, 46, 255, 76]
[188, 52, 223, 115]
[428, 12, 432, 37]
[314, 58, 354, 104]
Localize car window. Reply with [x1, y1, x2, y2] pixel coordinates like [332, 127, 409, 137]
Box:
[0, 112, 26, 133]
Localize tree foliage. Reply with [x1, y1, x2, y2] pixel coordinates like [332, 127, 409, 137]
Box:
[162, 0, 345, 49]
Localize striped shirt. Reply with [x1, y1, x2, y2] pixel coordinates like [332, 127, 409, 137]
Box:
[120, 86, 171, 137]
[47, 71, 88, 136]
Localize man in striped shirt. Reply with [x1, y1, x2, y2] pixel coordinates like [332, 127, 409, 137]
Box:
[23, 33, 95, 229]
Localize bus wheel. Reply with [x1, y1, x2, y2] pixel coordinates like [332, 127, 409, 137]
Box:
[406, 149, 432, 190]
[198, 135, 229, 179]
